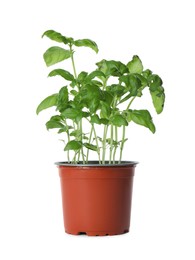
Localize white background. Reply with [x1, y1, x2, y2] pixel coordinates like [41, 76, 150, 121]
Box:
[0, 0, 195, 259]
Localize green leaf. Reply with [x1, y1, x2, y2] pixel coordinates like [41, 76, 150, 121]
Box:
[70, 130, 82, 137]
[96, 60, 128, 77]
[70, 90, 78, 96]
[111, 115, 128, 127]
[101, 91, 113, 106]
[148, 74, 163, 92]
[120, 74, 142, 97]
[77, 71, 88, 82]
[36, 94, 58, 115]
[45, 115, 65, 130]
[42, 30, 73, 44]
[150, 87, 165, 114]
[129, 109, 156, 133]
[74, 39, 99, 53]
[64, 140, 82, 151]
[58, 125, 73, 134]
[127, 55, 143, 74]
[46, 120, 64, 130]
[100, 118, 109, 125]
[87, 70, 106, 81]
[106, 84, 125, 97]
[142, 69, 152, 79]
[61, 108, 82, 120]
[43, 46, 71, 66]
[100, 101, 111, 118]
[57, 86, 68, 112]
[82, 112, 90, 118]
[91, 114, 101, 124]
[48, 69, 74, 81]
[89, 98, 100, 114]
[134, 74, 148, 87]
[83, 143, 97, 151]
[79, 84, 101, 113]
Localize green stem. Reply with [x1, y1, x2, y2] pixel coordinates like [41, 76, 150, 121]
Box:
[69, 45, 77, 79]
[119, 125, 126, 164]
[109, 124, 114, 164]
[69, 45, 85, 164]
[103, 78, 108, 91]
[80, 119, 85, 164]
[86, 126, 93, 163]
[102, 125, 108, 164]
[92, 124, 101, 164]
[126, 96, 136, 110]
[113, 126, 118, 164]
[64, 119, 70, 163]
[73, 152, 77, 164]
[77, 149, 81, 163]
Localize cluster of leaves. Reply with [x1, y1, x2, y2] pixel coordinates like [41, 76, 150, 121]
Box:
[36, 30, 165, 164]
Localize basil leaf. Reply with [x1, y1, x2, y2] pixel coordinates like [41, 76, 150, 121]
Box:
[74, 39, 99, 53]
[77, 71, 88, 82]
[148, 74, 163, 92]
[120, 74, 142, 97]
[43, 47, 71, 67]
[70, 90, 78, 96]
[36, 94, 58, 115]
[100, 118, 109, 125]
[46, 120, 64, 130]
[83, 143, 97, 151]
[61, 108, 82, 120]
[87, 70, 106, 81]
[142, 69, 152, 78]
[70, 130, 82, 137]
[96, 60, 128, 77]
[129, 109, 156, 133]
[106, 84, 125, 97]
[100, 101, 111, 118]
[89, 98, 100, 114]
[91, 114, 101, 124]
[48, 69, 74, 81]
[127, 55, 143, 74]
[111, 115, 128, 127]
[150, 87, 165, 114]
[42, 30, 73, 44]
[64, 140, 82, 151]
[57, 86, 68, 112]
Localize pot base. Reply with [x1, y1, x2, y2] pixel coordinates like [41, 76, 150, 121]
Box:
[66, 229, 129, 236]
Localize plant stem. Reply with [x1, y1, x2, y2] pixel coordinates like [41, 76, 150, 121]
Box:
[69, 45, 77, 79]
[126, 96, 136, 110]
[109, 124, 114, 164]
[80, 119, 85, 164]
[119, 125, 126, 164]
[70, 45, 85, 164]
[102, 125, 108, 164]
[92, 124, 101, 164]
[113, 126, 118, 164]
[73, 152, 77, 164]
[86, 126, 93, 163]
[64, 119, 70, 163]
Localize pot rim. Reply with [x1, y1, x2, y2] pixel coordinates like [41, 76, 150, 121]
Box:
[55, 161, 138, 167]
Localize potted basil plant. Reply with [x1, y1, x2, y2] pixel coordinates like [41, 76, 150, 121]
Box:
[37, 30, 165, 236]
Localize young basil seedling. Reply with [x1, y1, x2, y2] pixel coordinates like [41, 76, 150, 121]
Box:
[37, 30, 165, 164]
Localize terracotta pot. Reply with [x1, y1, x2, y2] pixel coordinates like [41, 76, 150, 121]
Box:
[56, 161, 138, 236]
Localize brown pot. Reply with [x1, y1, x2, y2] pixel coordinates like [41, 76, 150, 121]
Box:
[56, 161, 138, 236]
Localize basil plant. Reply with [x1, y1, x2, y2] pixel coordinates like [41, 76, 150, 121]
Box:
[37, 30, 165, 164]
